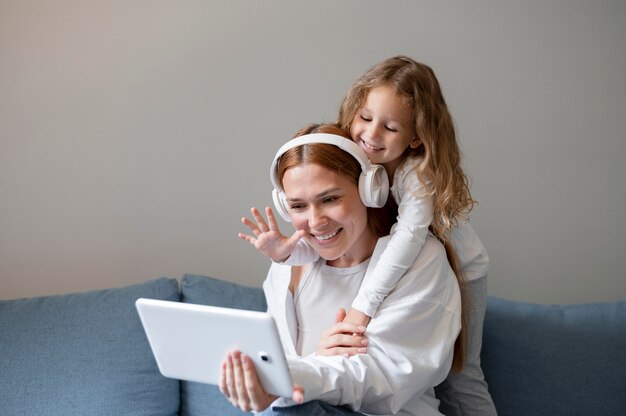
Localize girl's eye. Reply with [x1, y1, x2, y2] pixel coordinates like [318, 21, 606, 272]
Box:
[360, 115, 372, 122]
[385, 125, 398, 132]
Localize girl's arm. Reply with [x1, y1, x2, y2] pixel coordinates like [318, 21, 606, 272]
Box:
[349, 166, 433, 319]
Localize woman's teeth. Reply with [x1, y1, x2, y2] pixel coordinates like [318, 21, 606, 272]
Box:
[315, 229, 340, 241]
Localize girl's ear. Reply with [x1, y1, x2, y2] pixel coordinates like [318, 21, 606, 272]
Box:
[409, 136, 422, 149]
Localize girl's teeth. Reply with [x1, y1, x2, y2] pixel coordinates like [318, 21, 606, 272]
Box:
[315, 229, 339, 241]
[363, 141, 382, 150]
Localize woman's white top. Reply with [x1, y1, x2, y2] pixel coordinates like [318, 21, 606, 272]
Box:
[264, 234, 462, 416]
[285, 156, 489, 317]
[293, 259, 369, 356]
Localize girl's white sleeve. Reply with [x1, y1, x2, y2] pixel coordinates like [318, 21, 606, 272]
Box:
[450, 221, 490, 282]
[351, 167, 433, 317]
[281, 239, 320, 266]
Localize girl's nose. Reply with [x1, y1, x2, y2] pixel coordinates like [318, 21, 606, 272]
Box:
[364, 122, 381, 141]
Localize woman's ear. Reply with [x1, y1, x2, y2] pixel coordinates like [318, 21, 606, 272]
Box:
[409, 136, 422, 149]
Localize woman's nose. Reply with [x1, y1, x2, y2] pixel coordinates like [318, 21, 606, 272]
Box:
[308, 206, 327, 228]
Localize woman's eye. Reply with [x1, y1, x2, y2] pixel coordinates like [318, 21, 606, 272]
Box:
[323, 197, 338, 204]
[289, 204, 305, 211]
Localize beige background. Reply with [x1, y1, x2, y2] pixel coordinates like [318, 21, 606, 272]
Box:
[2, 1, 625, 304]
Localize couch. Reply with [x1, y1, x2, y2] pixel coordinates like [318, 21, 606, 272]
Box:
[1, 274, 624, 415]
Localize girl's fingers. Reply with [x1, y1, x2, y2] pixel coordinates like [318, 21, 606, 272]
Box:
[335, 308, 347, 324]
[322, 322, 366, 339]
[320, 332, 368, 349]
[317, 346, 368, 357]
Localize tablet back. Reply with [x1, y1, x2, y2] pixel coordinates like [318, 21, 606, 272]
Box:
[135, 298, 293, 397]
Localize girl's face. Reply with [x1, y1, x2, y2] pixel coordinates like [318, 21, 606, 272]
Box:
[350, 85, 420, 174]
[282, 163, 376, 268]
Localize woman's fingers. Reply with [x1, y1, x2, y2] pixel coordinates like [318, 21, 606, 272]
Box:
[251, 207, 269, 233]
[224, 353, 239, 406]
[219, 360, 229, 398]
[265, 207, 280, 231]
[222, 350, 277, 412]
[292, 384, 305, 404]
[231, 351, 251, 412]
[242, 353, 277, 411]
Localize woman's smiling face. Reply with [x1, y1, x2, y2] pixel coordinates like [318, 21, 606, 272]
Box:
[282, 163, 375, 267]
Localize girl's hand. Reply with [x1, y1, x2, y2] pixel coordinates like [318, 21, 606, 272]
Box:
[238, 207, 306, 262]
[316, 308, 369, 357]
[342, 307, 371, 328]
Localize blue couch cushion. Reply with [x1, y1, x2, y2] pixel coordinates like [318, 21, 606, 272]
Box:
[0, 278, 180, 416]
[179, 274, 266, 416]
[481, 297, 626, 416]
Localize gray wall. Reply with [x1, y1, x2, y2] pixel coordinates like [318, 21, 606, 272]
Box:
[2, 1, 625, 304]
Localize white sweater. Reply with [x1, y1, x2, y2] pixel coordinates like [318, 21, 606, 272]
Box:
[264, 235, 462, 416]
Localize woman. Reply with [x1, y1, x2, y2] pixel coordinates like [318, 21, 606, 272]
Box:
[225, 124, 462, 416]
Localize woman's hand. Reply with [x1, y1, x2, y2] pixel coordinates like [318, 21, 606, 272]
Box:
[219, 350, 304, 412]
[316, 308, 369, 357]
[238, 207, 306, 262]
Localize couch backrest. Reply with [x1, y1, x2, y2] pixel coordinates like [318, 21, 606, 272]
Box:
[0, 278, 181, 416]
[481, 296, 626, 416]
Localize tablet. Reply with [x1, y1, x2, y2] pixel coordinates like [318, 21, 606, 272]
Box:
[135, 298, 293, 397]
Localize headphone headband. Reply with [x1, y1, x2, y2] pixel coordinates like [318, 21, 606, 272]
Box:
[269, 133, 389, 222]
[270, 133, 373, 191]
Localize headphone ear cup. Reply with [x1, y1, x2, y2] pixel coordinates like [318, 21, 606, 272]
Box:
[359, 166, 389, 208]
[272, 188, 292, 222]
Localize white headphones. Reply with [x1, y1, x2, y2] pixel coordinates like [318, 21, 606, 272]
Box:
[269, 133, 389, 222]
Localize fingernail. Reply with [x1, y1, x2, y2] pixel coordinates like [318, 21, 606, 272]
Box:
[357, 325, 366, 332]
[357, 348, 367, 353]
[361, 339, 368, 345]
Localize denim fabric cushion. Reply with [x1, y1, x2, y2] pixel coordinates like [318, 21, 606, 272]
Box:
[179, 274, 267, 416]
[0, 278, 180, 416]
[481, 297, 626, 416]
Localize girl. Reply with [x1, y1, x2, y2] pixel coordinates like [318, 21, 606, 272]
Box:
[337, 56, 495, 416]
